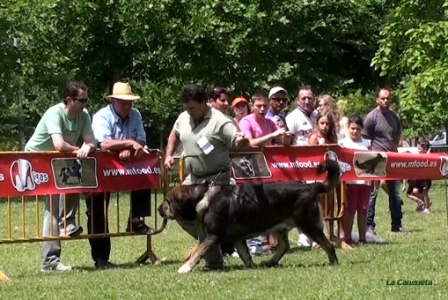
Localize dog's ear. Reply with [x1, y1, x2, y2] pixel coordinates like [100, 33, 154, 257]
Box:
[172, 186, 188, 202]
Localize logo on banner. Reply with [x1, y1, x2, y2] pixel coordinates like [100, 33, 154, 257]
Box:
[324, 150, 351, 176]
[10, 159, 49, 192]
[51, 157, 98, 189]
[439, 156, 448, 176]
[231, 152, 272, 179]
[353, 152, 387, 177]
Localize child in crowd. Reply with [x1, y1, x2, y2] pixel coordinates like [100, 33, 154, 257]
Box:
[339, 116, 372, 245]
[308, 110, 338, 145]
[405, 138, 432, 214]
[305, 110, 338, 247]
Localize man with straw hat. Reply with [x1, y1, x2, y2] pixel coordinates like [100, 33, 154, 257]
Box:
[86, 81, 153, 269]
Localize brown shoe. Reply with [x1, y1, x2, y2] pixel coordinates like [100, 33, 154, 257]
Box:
[126, 220, 153, 234]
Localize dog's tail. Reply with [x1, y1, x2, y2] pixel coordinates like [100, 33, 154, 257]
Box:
[315, 160, 340, 194]
[59, 168, 65, 177]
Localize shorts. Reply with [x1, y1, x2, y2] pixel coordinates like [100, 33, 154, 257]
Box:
[407, 179, 432, 195]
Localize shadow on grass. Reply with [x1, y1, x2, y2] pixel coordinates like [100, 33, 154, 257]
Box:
[73, 258, 183, 272]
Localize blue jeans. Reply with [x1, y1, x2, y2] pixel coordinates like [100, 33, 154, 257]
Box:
[367, 180, 402, 230]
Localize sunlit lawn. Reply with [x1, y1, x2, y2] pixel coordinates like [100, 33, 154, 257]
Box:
[0, 182, 447, 299]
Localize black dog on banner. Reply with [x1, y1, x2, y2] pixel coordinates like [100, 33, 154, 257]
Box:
[59, 159, 83, 186]
[159, 160, 340, 274]
[355, 153, 385, 174]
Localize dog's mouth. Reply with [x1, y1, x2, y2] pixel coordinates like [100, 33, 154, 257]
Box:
[158, 204, 175, 220]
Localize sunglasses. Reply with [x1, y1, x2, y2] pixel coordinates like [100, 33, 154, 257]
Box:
[73, 97, 89, 104]
[271, 97, 287, 102]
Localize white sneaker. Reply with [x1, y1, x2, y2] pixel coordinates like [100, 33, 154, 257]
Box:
[41, 262, 72, 273]
[59, 225, 83, 237]
[250, 246, 268, 255]
[297, 233, 311, 248]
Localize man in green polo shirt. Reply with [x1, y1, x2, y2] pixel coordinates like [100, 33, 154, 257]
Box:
[25, 81, 96, 272]
[164, 83, 248, 271]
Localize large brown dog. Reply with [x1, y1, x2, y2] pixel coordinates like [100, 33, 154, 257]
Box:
[159, 160, 340, 274]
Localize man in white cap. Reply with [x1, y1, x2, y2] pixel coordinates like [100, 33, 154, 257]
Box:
[87, 81, 153, 269]
[267, 86, 289, 130]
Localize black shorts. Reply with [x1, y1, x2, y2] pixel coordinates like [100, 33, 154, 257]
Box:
[407, 180, 432, 195]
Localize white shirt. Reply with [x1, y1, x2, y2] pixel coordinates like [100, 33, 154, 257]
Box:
[339, 137, 371, 185]
[285, 109, 317, 145]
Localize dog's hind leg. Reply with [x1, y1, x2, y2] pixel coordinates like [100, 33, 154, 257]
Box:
[178, 235, 218, 274]
[261, 230, 289, 268]
[295, 207, 338, 265]
[233, 239, 255, 269]
[307, 229, 338, 265]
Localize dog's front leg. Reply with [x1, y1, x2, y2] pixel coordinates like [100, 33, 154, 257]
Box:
[262, 230, 289, 268]
[178, 235, 218, 274]
[233, 239, 255, 269]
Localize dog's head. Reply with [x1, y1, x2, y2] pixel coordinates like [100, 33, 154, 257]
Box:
[376, 154, 385, 161]
[158, 185, 208, 221]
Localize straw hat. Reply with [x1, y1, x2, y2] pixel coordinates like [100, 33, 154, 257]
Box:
[107, 82, 141, 101]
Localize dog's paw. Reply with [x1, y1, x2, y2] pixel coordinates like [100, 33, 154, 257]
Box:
[244, 261, 256, 269]
[177, 263, 192, 274]
[326, 259, 339, 267]
[260, 260, 279, 268]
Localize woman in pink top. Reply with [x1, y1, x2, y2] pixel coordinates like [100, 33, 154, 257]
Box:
[238, 91, 286, 147]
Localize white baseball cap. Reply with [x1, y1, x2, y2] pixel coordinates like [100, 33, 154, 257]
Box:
[269, 86, 287, 98]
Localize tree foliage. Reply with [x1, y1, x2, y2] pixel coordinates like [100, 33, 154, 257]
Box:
[372, 0, 448, 138]
[0, 0, 394, 149]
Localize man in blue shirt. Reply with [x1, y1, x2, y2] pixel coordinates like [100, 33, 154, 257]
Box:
[86, 82, 152, 269]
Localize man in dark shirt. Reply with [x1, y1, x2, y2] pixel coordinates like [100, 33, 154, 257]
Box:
[362, 88, 404, 233]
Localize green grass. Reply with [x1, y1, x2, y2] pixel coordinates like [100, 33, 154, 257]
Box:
[0, 182, 448, 299]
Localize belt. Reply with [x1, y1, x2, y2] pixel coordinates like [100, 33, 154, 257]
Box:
[191, 169, 229, 179]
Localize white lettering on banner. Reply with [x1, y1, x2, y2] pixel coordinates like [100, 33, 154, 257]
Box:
[103, 166, 161, 177]
[0, 173, 4, 181]
[390, 160, 437, 168]
[271, 161, 320, 169]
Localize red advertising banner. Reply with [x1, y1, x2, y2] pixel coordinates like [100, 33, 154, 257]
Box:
[1, 146, 447, 197]
[231, 145, 448, 184]
[0, 151, 161, 198]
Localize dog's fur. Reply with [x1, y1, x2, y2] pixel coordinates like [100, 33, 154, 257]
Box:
[159, 160, 340, 273]
[59, 159, 83, 185]
[355, 154, 385, 174]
